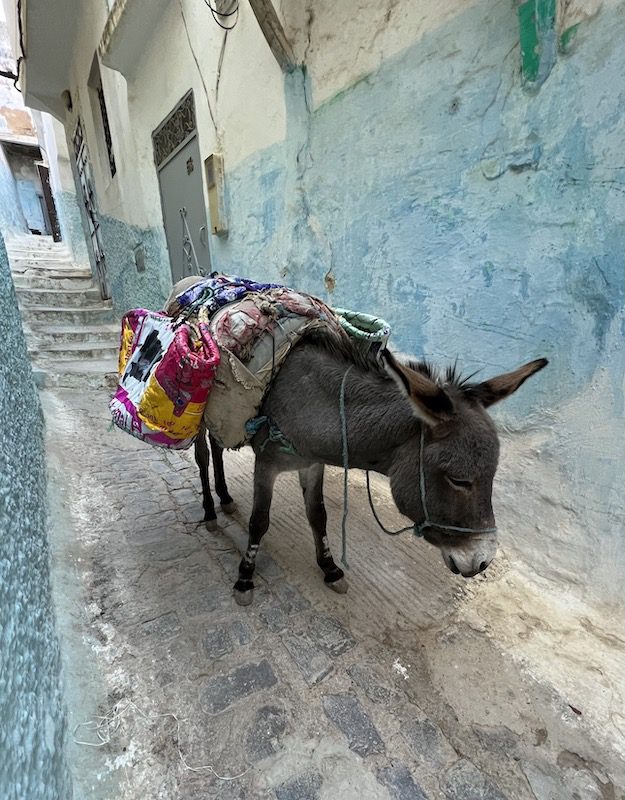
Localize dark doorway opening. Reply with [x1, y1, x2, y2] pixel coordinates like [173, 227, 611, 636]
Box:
[1, 141, 61, 240]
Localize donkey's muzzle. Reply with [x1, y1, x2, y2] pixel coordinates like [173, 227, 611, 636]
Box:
[440, 535, 497, 578]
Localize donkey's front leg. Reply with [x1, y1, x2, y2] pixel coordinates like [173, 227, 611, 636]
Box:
[299, 464, 348, 594]
[233, 459, 278, 606]
[195, 423, 217, 530]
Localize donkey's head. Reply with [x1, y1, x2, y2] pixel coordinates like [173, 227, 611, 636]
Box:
[383, 351, 547, 578]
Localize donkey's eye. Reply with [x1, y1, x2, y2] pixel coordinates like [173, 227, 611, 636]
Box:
[446, 475, 473, 490]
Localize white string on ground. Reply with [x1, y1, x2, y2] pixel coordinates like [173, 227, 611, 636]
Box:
[73, 699, 251, 780]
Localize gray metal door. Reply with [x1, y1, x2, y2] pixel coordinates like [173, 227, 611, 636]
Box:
[152, 91, 210, 283]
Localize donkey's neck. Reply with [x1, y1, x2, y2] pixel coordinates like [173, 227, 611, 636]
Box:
[263, 344, 420, 473]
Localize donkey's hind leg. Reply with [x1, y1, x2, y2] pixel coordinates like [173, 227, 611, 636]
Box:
[209, 434, 236, 514]
[299, 464, 347, 594]
[195, 423, 218, 531]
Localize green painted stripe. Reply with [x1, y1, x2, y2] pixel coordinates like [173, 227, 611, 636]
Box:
[519, 0, 541, 83]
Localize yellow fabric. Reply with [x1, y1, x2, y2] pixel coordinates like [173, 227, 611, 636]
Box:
[138, 375, 206, 439]
[118, 319, 136, 375]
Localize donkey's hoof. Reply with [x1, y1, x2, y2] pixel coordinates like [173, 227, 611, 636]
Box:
[328, 577, 349, 594]
[233, 587, 254, 606]
[205, 518, 219, 532]
[221, 501, 237, 515]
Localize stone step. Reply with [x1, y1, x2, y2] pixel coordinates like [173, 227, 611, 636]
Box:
[8, 241, 73, 251]
[7, 239, 73, 252]
[17, 286, 103, 307]
[25, 323, 120, 345]
[20, 304, 116, 325]
[32, 359, 119, 391]
[28, 340, 119, 362]
[6, 234, 67, 246]
[12, 272, 95, 290]
[11, 262, 89, 276]
[10, 257, 79, 271]
[6, 240, 70, 255]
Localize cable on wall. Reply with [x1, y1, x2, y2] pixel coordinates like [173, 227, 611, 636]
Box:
[178, 0, 219, 135]
[203, 0, 240, 31]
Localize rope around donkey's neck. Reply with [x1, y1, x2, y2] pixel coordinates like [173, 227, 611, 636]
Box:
[339, 366, 415, 569]
[339, 366, 353, 568]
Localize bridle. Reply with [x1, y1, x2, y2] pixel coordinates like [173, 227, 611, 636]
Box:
[339, 366, 497, 566]
[412, 426, 497, 537]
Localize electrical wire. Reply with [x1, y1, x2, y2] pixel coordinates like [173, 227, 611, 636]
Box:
[14, 0, 25, 91]
[178, 0, 218, 134]
[204, 0, 239, 30]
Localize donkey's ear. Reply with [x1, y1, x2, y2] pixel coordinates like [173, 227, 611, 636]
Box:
[468, 358, 548, 408]
[382, 349, 454, 425]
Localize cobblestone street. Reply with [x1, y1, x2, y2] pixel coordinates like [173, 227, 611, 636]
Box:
[43, 388, 625, 800]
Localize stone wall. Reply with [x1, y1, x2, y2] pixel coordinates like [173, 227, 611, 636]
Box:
[0, 233, 71, 799]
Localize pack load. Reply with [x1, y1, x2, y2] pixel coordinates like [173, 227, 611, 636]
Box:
[109, 307, 220, 448]
[110, 274, 391, 449]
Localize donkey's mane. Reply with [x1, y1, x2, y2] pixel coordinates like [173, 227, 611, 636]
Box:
[301, 325, 480, 393]
[404, 359, 482, 394]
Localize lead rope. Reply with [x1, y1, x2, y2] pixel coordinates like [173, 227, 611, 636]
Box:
[365, 471, 416, 537]
[340, 366, 414, 570]
[339, 367, 353, 568]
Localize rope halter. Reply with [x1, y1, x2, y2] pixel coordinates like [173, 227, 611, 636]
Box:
[339, 367, 497, 568]
[413, 426, 497, 538]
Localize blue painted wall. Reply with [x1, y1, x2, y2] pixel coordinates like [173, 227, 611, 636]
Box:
[211, 0, 624, 417]
[99, 214, 171, 312]
[0, 145, 28, 234]
[94, 0, 622, 604]
[0, 234, 72, 799]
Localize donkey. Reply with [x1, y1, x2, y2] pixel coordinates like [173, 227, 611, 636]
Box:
[166, 279, 547, 606]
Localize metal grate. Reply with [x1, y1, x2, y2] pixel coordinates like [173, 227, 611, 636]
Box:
[152, 91, 196, 169]
[97, 86, 116, 177]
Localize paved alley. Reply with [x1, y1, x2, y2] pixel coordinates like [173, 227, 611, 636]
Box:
[42, 388, 625, 800]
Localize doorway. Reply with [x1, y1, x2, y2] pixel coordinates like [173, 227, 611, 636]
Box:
[72, 119, 110, 300]
[1, 141, 60, 239]
[152, 90, 211, 284]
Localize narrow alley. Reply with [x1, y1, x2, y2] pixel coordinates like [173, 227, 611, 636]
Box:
[42, 385, 625, 799]
[1, 0, 624, 799]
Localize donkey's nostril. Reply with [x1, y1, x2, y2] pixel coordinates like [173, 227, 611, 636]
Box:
[479, 560, 488, 573]
[448, 556, 461, 575]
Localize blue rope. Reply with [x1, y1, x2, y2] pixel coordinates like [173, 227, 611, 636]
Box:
[246, 416, 298, 455]
[365, 471, 416, 536]
[339, 366, 353, 568]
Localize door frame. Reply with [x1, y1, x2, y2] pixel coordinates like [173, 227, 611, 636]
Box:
[72, 118, 110, 299]
[152, 90, 210, 281]
[36, 162, 62, 242]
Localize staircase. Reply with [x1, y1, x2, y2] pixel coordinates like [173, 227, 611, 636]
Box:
[8, 235, 119, 390]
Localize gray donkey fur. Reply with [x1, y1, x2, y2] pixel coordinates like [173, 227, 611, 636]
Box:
[166, 277, 547, 606]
